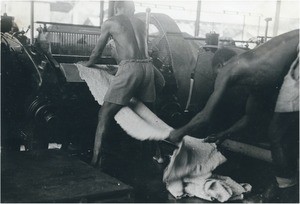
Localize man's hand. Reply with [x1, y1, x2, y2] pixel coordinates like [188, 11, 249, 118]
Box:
[78, 61, 93, 67]
[203, 132, 228, 145]
[106, 65, 118, 75]
[167, 129, 184, 144]
[77, 61, 87, 66]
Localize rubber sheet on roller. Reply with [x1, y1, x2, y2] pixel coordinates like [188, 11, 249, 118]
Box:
[60, 63, 85, 82]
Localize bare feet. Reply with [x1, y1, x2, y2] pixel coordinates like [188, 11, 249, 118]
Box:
[153, 155, 164, 164]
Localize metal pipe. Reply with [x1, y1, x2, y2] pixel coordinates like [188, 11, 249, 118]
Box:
[35, 21, 100, 29]
[264, 17, 272, 42]
[30, 1, 34, 44]
[221, 139, 272, 163]
[194, 0, 201, 37]
[162, 138, 272, 163]
[145, 8, 151, 58]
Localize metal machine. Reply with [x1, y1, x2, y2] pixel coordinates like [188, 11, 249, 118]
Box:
[1, 21, 100, 152]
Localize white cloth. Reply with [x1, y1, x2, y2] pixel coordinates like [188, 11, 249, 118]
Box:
[163, 136, 252, 202]
[77, 63, 114, 105]
[275, 47, 299, 112]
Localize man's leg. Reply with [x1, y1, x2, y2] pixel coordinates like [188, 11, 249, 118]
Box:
[252, 112, 299, 202]
[91, 102, 123, 167]
[269, 112, 298, 188]
[143, 102, 165, 163]
[245, 112, 299, 203]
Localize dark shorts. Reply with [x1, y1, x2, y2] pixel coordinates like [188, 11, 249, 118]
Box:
[104, 59, 165, 105]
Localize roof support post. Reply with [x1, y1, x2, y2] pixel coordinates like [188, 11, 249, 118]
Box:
[108, 0, 115, 18]
[100, 1, 104, 25]
[273, 0, 281, 36]
[194, 0, 201, 37]
[30, 1, 34, 44]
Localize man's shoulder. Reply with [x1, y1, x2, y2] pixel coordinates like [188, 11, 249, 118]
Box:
[101, 17, 122, 31]
[103, 16, 127, 29]
[103, 17, 117, 25]
[107, 15, 127, 22]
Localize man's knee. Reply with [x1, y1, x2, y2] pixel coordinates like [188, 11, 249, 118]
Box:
[98, 102, 123, 121]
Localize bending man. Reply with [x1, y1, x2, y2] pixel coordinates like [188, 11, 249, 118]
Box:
[168, 30, 299, 202]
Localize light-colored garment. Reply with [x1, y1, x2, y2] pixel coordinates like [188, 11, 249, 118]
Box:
[104, 59, 157, 105]
[275, 48, 299, 112]
[77, 61, 165, 106]
[163, 136, 252, 202]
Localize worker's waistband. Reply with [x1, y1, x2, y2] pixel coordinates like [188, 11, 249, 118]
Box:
[119, 58, 152, 66]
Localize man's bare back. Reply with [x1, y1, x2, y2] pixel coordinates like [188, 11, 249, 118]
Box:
[222, 29, 298, 90]
[168, 29, 299, 143]
[85, 12, 148, 66]
[107, 15, 148, 61]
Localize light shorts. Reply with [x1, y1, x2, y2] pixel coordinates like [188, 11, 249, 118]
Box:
[104, 58, 165, 105]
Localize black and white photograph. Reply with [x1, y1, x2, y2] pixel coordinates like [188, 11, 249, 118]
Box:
[1, 0, 299, 202]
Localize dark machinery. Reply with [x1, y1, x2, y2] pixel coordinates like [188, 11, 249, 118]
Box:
[1, 20, 102, 152]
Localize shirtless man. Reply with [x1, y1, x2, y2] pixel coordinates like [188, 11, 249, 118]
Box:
[168, 29, 299, 202]
[83, 1, 162, 166]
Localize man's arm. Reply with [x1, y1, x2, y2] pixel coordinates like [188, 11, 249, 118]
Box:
[204, 94, 267, 144]
[85, 21, 112, 67]
[168, 70, 232, 143]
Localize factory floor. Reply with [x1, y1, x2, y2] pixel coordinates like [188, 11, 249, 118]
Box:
[3, 135, 298, 203]
[74, 134, 299, 203]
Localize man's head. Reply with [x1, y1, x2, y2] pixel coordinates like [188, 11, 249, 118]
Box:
[211, 47, 245, 76]
[114, 1, 135, 17]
